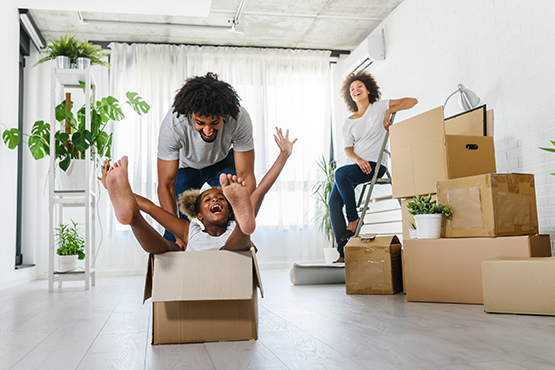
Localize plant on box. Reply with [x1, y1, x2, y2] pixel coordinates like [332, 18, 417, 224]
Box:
[312, 155, 337, 246]
[2, 86, 150, 171]
[540, 140, 555, 175]
[55, 219, 85, 260]
[406, 194, 453, 239]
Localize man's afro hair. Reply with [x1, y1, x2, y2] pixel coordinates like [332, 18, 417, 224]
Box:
[172, 72, 241, 119]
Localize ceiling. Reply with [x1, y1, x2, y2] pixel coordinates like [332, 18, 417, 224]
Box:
[25, 0, 404, 53]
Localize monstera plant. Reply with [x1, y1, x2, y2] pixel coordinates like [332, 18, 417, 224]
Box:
[2, 85, 150, 171]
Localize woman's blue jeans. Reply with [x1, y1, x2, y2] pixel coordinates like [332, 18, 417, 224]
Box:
[328, 162, 386, 258]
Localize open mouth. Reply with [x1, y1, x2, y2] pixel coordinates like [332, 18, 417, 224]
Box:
[210, 204, 223, 214]
[200, 130, 217, 142]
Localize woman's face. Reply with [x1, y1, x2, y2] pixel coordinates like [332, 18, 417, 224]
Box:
[349, 80, 369, 103]
[197, 189, 231, 225]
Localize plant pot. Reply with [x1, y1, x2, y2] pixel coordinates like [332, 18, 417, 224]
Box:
[58, 159, 88, 191]
[323, 247, 339, 264]
[76, 57, 91, 69]
[414, 214, 442, 239]
[56, 56, 71, 69]
[58, 254, 78, 272]
[409, 228, 418, 239]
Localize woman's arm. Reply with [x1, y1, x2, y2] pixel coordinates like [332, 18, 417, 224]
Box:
[345, 146, 372, 174]
[383, 98, 418, 130]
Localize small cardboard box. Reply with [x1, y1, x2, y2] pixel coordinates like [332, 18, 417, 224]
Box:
[143, 250, 263, 344]
[390, 106, 496, 199]
[345, 235, 402, 294]
[437, 173, 538, 238]
[403, 235, 551, 304]
[482, 257, 555, 316]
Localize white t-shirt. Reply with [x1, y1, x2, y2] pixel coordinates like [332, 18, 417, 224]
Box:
[186, 218, 236, 251]
[157, 106, 254, 169]
[342, 99, 390, 167]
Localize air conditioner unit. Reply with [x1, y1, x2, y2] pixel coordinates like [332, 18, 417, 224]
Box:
[340, 34, 385, 77]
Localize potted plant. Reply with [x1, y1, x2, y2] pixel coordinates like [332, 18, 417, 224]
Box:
[406, 194, 453, 239]
[2, 87, 150, 176]
[55, 219, 85, 272]
[75, 39, 112, 69]
[312, 155, 337, 262]
[33, 31, 80, 69]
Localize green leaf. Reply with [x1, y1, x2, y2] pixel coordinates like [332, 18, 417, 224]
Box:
[2, 128, 20, 149]
[97, 96, 124, 122]
[59, 154, 71, 171]
[125, 92, 151, 115]
[72, 130, 93, 152]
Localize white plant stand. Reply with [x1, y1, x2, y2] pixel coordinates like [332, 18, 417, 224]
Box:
[48, 68, 97, 292]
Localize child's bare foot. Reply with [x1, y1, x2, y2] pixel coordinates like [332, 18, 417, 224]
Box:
[105, 156, 139, 225]
[220, 173, 256, 235]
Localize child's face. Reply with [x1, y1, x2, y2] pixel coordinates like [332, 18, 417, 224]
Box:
[197, 189, 231, 225]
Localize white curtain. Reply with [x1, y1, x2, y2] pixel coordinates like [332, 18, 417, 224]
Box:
[101, 43, 331, 269]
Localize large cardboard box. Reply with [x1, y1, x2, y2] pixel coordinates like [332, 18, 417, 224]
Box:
[345, 235, 402, 294]
[143, 250, 263, 344]
[390, 106, 496, 199]
[482, 257, 555, 316]
[403, 235, 551, 304]
[437, 173, 538, 238]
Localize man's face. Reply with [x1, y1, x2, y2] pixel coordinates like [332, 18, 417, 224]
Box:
[191, 113, 223, 142]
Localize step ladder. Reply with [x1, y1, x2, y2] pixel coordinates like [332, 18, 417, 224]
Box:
[354, 113, 401, 237]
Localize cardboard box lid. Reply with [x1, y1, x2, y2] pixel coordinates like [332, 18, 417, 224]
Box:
[345, 235, 400, 248]
[143, 249, 263, 303]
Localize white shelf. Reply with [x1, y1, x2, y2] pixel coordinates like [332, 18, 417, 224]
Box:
[48, 67, 97, 292]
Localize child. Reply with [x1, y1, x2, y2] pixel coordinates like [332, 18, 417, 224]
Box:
[99, 127, 296, 254]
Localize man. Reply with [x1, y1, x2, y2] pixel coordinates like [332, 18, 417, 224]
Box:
[157, 72, 256, 245]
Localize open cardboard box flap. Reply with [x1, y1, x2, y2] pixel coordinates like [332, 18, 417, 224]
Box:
[143, 249, 263, 303]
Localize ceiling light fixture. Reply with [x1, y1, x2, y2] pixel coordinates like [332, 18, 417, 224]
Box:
[229, 0, 246, 34]
[444, 84, 481, 114]
[19, 9, 46, 50]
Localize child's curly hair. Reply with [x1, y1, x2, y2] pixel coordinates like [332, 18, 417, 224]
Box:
[178, 188, 234, 221]
[341, 71, 381, 113]
[172, 72, 241, 119]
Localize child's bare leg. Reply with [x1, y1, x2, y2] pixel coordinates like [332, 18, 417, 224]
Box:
[220, 173, 256, 235]
[106, 156, 179, 254]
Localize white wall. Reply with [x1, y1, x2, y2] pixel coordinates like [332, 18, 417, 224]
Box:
[342, 0, 555, 248]
[0, 3, 37, 289]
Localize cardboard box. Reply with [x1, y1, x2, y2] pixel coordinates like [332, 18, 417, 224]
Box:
[482, 257, 555, 316]
[390, 106, 496, 199]
[437, 173, 538, 238]
[403, 235, 551, 304]
[444, 105, 494, 137]
[143, 250, 263, 344]
[345, 235, 402, 294]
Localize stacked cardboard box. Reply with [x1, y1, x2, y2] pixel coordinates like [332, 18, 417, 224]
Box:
[391, 106, 552, 306]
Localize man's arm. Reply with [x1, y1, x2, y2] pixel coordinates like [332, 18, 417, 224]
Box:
[234, 149, 256, 194]
[157, 158, 180, 216]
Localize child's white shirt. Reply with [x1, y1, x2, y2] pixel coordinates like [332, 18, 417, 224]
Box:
[186, 218, 236, 251]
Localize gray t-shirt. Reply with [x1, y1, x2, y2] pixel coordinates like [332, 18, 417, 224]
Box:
[157, 106, 254, 169]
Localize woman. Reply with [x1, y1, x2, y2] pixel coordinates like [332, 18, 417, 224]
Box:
[330, 71, 417, 262]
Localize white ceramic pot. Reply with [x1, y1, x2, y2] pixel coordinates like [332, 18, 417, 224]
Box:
[414, 214, 442, 239]
[76, 57, 91, 69]
[58, 159, 87, 191]
[409, 228, 418, 239]
[56, 56, 71, 69]
[58, 254, 78, 272]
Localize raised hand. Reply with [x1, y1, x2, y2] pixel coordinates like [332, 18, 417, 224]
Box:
[273, 127, 298, 157]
